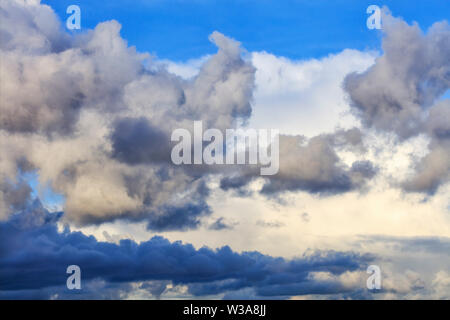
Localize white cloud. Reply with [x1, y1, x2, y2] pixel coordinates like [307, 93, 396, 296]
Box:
[249, 49, 376, 136]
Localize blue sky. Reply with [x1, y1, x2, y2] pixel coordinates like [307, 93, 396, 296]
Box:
[22, 171, 64, 211]
[43, 0, 450, 61]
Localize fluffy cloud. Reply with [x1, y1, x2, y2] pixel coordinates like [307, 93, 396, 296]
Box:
[249, 49, 376, 136]
[0, 0, 255, 229]
[344, 13, 450, 139]
[0, 0, 376, 229]
[344, 11, 450, 194]
[219, 129, 376, 196]
[402, 99, 450, 194]
[259, 132, 376, 195]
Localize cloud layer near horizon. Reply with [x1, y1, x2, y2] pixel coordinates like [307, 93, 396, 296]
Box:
[0, 199, 371, 299]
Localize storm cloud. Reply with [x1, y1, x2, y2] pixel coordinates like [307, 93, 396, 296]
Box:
[0, 200, 371, 299]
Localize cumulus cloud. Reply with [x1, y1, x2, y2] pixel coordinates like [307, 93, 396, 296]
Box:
[0, 0, 377, 229]
[0, 0, 256, 229]
[0, 4, 142, 134]
[402, 99, 450, 194]
[344, 11, 450, 194]
[218, 130, 376, 196]
[249, 49, 376, 136]
[259, 133, 376, 195]
[0, 178, 32, 219]
[344, 12, 450, 139]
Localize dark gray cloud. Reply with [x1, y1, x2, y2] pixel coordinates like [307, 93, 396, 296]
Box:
[146, 202, 211, 232]
[0, 178, 32, 214]
[402, 100, 450, 194]
[0, 201, 371, 299]
[260, 134, 376, 195]
[217, 130, 376, 196]
[111, 117, 172, 164]
[139, 280, 170, 299]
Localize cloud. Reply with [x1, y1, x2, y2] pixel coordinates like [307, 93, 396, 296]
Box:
[353, 235, 450, 299]
[208, 217, 236, 231]
[146, 201, 211, 232]
[402, 100, 450, 194]
[0, 2, 143, 135]
[0, 0, 256, 229]
[359, 235, 450, 255]
[0, 0, 378, 229]
[215, 127, 375, 196]
[344, 11, 450, 194]
[230, 131, 376, 196]
[256, 220, 284, 228]
[249, 49, 376, 137]
[0, 201, 371, 299]
[111, 117, 172, 164]
[0, 178, 32, 219]
[344, 12, 450, 140]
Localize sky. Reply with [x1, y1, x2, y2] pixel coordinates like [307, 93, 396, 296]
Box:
[0, 0, 449, 300]
[43, 0, 450, 61]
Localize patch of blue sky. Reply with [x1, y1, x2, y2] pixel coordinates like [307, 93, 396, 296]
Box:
[23, 171, 65, 212]
[43, 0, 450, 61]
[440, 89, 450, 101]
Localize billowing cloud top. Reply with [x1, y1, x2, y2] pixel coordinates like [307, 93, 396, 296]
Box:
[0, 0, 256, 228]
[0, 0, 377, 229]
